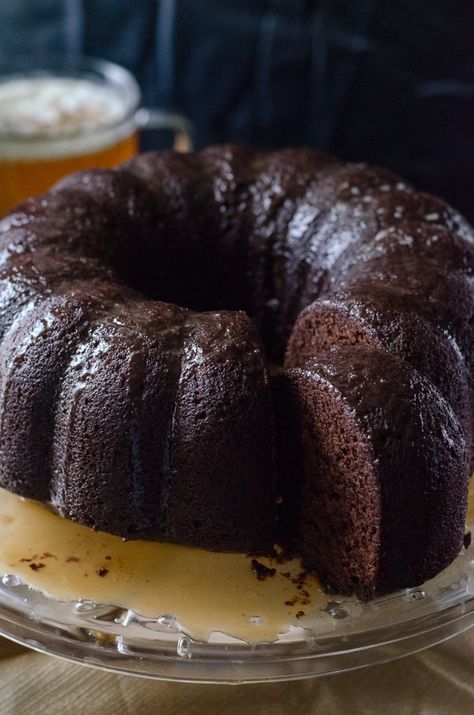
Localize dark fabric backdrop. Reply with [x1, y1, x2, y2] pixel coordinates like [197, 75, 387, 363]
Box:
[0, 0, 473, 218]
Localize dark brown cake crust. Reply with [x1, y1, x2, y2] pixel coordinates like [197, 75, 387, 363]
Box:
[285, 289, 473, 468]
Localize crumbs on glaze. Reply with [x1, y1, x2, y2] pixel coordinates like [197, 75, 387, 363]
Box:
[251, 559, 276, 581]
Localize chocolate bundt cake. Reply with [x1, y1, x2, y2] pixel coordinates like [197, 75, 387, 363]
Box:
[0, 145, 472, 599]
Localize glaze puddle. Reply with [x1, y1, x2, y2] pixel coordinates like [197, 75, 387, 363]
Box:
[0, 487, 326, 643]
[0, 480, 472, 644]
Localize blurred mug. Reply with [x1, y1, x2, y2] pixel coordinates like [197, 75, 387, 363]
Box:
[0, 56, 193, 216]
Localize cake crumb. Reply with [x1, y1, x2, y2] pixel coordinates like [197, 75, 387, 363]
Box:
[96, 567, 109, 577]
[295, 610, 305, 619]
[29, 562, 45, 571]
[251, 559, 276, 581]
[272, 544, 294, 565]
[65, 556, 80, 563]
[292, 570, 310, 587]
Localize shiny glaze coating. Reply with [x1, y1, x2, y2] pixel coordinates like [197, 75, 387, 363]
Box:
[0, 145, 472, 589]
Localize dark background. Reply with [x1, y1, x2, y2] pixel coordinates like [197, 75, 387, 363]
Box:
[1, 0, 473, 219]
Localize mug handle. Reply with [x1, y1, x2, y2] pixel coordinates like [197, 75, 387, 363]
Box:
[134, 108, 194, 152]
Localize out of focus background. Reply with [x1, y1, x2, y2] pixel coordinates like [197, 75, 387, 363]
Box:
[1, 0, 472, 219]
[0, 3, 474, 713]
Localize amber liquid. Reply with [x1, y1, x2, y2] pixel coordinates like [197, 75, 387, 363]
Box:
[0, 132, 138, 217]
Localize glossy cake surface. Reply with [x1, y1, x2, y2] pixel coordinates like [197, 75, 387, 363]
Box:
[0, 146, 472, 598]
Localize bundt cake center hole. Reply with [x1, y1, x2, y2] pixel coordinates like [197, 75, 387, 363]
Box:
[122, 259, 285, 360]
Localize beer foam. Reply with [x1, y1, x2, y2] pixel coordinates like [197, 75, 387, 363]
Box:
[0, 77, 134, 159]
[0, 77, 126, 136]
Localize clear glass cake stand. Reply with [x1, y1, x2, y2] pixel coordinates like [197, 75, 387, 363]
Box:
[0, 541, 473, 683]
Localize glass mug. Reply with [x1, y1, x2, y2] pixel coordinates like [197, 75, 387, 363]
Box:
[0, 56, 193, 217]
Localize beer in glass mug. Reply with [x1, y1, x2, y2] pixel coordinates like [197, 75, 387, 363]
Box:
[0, 57, 192, 216]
